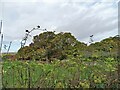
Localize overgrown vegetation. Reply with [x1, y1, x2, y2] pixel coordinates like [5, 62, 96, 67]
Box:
[2, 32, 120, 88]
[3, 57, 118, 88]
[16, 32, 87, 61]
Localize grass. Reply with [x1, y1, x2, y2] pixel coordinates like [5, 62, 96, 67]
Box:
[2, 57, 118, 88]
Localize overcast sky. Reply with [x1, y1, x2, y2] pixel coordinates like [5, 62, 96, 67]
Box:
[0, 0, 119, 52]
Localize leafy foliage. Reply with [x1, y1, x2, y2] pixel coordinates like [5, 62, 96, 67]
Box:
[3, 57, 118, 88]
[16, 32, 87, 61]
[3, 32, 120, 88]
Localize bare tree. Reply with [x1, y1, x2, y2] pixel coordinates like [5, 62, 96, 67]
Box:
[21, 26, 47, 48]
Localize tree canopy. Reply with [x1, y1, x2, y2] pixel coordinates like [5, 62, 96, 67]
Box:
[16, 31, 119, 62]
[17, 32, 87, 61]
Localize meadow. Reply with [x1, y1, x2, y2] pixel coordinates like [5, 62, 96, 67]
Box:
[2, 32, 119, 88]
[2, 57, 118, 88]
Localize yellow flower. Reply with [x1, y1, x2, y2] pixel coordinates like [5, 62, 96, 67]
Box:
[3, 70, 6, 74]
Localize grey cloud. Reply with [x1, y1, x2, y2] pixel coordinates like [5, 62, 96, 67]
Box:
[0, 1, 118, 52]
[56, 2, 117, 41]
